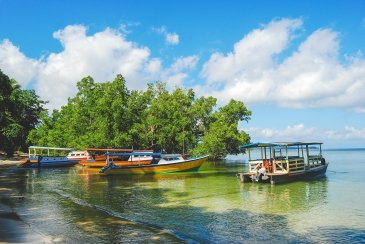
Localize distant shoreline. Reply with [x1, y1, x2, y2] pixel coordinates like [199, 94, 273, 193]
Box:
[324, 148, 365, 151]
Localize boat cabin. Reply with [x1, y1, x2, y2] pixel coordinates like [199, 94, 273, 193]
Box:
[19, 146, 80, 167]
[67, 151, 92, 160]
[238, 142, 328, 184]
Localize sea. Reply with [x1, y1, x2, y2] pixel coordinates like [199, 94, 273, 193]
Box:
[1, 149, 365, 243]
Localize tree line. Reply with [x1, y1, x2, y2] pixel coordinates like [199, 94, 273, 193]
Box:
[1, 70, 251, 159]
[0, 70, 46, 156]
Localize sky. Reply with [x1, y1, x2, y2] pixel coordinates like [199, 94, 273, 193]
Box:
[1, 0, 365, 148]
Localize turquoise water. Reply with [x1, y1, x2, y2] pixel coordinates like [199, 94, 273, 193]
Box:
[2, 150, 365, 243]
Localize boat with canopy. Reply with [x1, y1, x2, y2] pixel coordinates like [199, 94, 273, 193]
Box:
[19, 146, 80, 167]
[77, 148, 154, 167]
[237, 142, 329, 184]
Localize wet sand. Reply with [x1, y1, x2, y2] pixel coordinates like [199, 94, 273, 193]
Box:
[0, 159, 53, 243]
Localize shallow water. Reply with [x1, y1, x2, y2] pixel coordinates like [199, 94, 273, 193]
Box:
[2, 150, 365, 243]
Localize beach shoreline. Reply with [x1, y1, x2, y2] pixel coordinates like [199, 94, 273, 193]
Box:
[0, 159, 53, 243]
[0, 159, 22, 167]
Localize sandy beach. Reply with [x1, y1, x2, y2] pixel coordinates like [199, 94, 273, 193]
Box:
[0, 159, 53, 243]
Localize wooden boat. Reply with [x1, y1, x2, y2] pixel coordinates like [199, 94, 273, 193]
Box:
[78, 148, 154, 168]
[100, 152, 209, 175]
[237, 142, 329, 184]
[19, 146, 80, 167]
[67, 150, 92, 161]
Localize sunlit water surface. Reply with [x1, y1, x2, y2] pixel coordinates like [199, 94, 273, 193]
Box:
[2, 150, 365, 243]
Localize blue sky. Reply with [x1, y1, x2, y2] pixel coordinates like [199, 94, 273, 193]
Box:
[1, 0, 365, 148]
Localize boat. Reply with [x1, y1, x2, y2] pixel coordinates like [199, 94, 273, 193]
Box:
[78, 148, 154, 167]
[100, 152, 209, 175]
[67, 150, 92, 161]
[236, 142, 329, 184]
[19, 146, 80, 167]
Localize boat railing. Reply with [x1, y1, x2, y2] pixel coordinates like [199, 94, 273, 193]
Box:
[307, 155, 324, 169]
[273, 159, 288, 173]
[288, 157, 305, 172]
[249, 157, 308, 174]
[30, 155, 66, 159]
[248, 160, 263, 173]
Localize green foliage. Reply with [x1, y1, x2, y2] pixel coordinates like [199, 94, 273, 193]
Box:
[192, 99, 251, 159]
[0, 70, 46, 156]
[27, 74, 252, 159]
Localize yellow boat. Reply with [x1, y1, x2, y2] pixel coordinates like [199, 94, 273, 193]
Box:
[100, 153, 209, 175]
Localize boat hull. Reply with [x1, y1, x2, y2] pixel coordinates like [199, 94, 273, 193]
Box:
[100, 156, 208, 175]
[238, 163, 329, 184]
[79, 159, 152, 168]
[19, 156, 79, 168]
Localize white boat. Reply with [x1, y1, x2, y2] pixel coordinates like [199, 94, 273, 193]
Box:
[19, 146, 80, 167]
[237, 142, 329, 184]
[67, 150, 92, 161]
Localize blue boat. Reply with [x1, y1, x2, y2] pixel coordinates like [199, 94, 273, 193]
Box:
[19, 146, 79, 168]
[237, 142, 329, 184]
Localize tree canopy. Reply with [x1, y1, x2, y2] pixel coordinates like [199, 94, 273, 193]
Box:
[0, 69, 251, 159]
[0, 70, 46, 156]
[25, 74, 251, 159]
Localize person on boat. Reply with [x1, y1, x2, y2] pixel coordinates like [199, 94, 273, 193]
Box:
[256, 163, 266, 182]
[264, 159, 273, 173]
[106, 156, 116, 168]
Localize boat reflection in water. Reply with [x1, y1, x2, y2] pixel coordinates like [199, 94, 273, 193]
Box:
[237, 178, 329, 214]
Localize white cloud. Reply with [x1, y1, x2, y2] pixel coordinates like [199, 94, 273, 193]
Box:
[245, 124, 317, 142]
[342, 126, 365, 139]
[0, 39, 39, 86]
[153, 26, 180, 45]
[199, 18, 365, 112]
[161, 55, 199, 88]
[166, 33, 179, 45]
[169, 55, 199, 73]
[201, 18, 302, 84]
[244, 124, 365, 147]
[2, 18, 365, 114]
[0, 25, 195, 109]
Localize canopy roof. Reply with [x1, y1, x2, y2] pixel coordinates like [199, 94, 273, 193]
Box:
[29, 146, 74, 151]
[105, 152, 162, 156]
[86, 148, 154, 152]
[240, 142, 323, 150]
[86, 148, 133, 152]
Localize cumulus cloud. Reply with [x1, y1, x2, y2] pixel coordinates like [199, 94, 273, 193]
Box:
[199, 18, 365, 112]
[245, 124, 317, 141]
[342, 126, 365, 139]
[244, 124, 365, 146]
[159, 55, 199, 88]
[0, 25, 194, 109]
[0, 39, 39, 86]
[2, 18, 365, 114]
[153, 26, 180, 45]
